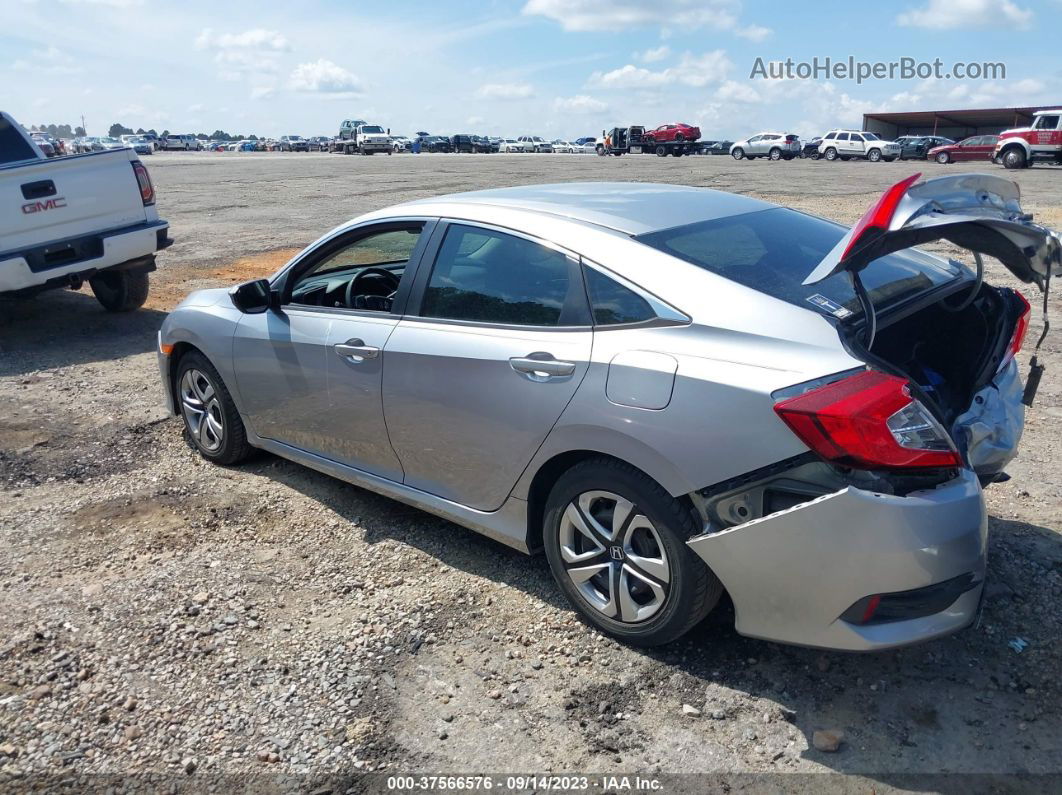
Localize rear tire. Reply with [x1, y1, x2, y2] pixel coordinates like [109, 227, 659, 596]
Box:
[769, 147, 782, 161]
[176, 351, 254, 466]
[656, 145, 667, 157]
[543, 458, 723, 647]
[90, 270, 149, 312]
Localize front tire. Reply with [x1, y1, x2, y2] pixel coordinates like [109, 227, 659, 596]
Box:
[176, 352, 254, 466]
[824, 147, 838, 161]
[1002, 148, 1027, 169]
[731, 147, 745, 160]
[543, 458, 723, 647]
[89, 270, 149, 312]
[867, 148, 882, 162]
[936, 152, 951, 164]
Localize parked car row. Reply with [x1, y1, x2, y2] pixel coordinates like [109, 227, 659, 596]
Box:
[732, 129, 1006, 165]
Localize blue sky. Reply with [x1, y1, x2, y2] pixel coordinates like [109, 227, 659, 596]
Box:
[2, 0, 1059, 139]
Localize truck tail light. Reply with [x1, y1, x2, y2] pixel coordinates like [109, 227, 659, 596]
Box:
[1002, 290, 1031, 367]
[131, 160, 155, 206]
[774, 370, 961, 470]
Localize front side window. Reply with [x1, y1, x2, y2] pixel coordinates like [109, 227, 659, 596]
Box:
[421, 224, 580, 326]
[289, 225, 423, 309]
[585, 267, 655, 326]
[1034, 115, 1060, 130]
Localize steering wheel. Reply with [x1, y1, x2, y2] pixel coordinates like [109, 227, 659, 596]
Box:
[345, 267, 401, 310]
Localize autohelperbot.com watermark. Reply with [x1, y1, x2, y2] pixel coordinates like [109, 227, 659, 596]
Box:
[750, 56, 1006, 84]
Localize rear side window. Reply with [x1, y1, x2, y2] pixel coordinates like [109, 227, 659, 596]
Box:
[635, 208, 961, 316]
[0, 117, 39, 164]
[585, 267, 655, 326]
[422, 224, 583, 326]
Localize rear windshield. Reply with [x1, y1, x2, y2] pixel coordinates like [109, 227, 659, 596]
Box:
[635, 208, 961, 317]
[0, 116, 40, 165]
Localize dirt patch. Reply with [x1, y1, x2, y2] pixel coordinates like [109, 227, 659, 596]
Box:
[140, 247, 301, 311]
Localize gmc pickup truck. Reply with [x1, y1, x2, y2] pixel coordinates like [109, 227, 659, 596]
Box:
[1, 111, 171, 311]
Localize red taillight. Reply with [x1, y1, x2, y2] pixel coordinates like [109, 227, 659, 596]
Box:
[840, 172, 922, 262]
[131, 160, 155, 206]
[1003, 290, 1031, 365]
[774, 370, 961, 470]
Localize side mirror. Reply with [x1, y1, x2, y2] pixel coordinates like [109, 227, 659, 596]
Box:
[230, 278, 273, 314]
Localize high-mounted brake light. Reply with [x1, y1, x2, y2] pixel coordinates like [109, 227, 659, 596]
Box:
[1002, 290, 1032, 366]
[839, 172, 922, 263]
[774, 370, 961, 470]
[131, 160, 155, 206]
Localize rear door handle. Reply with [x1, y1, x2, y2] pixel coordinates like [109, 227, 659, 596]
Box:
[509, 354, 576, 379]
[334, 338, 380, 362]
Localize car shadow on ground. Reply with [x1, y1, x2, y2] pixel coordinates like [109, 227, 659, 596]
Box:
[0, 289, 166, 376]
[246, 450, 1061, 781]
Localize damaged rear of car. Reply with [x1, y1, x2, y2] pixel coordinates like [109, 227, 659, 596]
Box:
[639, 173, 1060, 650]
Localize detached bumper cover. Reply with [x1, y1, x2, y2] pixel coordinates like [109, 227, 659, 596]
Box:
[687, 469, 986, 650]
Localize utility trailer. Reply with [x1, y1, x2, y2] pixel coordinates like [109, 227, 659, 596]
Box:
[596, 126, 694, 157]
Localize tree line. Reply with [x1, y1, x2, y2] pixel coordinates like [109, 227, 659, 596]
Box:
[29, 122, 260, 141]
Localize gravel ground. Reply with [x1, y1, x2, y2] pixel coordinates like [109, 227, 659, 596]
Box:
[1, 152, 1061, 793]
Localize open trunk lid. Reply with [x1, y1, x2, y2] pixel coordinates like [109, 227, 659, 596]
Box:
[803, 173, 1062, 290]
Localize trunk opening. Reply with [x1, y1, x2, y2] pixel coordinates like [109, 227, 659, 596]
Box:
[863, 283, 1019, 425]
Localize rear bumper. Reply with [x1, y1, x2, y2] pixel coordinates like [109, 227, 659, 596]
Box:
[0, 219, 170, 293]
[687, 469, 987, 651]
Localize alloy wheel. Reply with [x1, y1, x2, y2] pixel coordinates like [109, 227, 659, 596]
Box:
[180, 369, 225, 453]
[558, 490, 670, 623]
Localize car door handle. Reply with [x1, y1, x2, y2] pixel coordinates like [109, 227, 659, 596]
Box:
[334, 339, 379, 361]
[509, 354, 576, 379]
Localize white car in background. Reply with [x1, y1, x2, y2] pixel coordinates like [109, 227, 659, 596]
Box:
[552, 141, 576, 153]
[499, 139, 527, 153]
[391, 135, 412, 152]
[818, 130, 900, 162]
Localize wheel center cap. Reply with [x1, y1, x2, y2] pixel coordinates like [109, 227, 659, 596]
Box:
[609, 545, 625, 561]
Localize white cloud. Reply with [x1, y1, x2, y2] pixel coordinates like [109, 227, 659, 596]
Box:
[524, 0, 762, 38]
[287, 59, 363, 95]
[187, 103, 204, 113]
[897, 0, 1032, 29]
[735, 24, 772, 41]
[554, 94, 609, 114]
[589, 50, 732, 89]
[11, 45, 82, 75]
[194, 28, 291, 76]
[635, 45, 671, 63]
[59, 0, 143, 6]
[467, 115, 485, 125]
[476, 83, 535, 99]
[715, 80, 762, 104]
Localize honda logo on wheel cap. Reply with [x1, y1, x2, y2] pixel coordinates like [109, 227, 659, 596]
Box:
[609, 546, 624, 561]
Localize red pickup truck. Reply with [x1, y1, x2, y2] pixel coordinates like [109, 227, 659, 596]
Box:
[995, 109, 1062, 169]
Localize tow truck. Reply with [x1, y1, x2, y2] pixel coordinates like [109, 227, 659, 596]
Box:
[596, 126, 696, 157]
[995, 109, 1062, 169]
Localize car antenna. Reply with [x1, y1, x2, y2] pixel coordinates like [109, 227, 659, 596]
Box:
[1023, 269, 1050, 407]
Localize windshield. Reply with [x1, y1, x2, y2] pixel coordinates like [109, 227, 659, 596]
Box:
[361, 125, 384, 134]
[635, 208, 961, 317]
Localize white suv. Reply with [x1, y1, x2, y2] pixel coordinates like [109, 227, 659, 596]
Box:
[818, 130, 899, 162]
[161, 134, 200, 151]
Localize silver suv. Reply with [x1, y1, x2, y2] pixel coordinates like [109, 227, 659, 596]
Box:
[818, 130, 900, 162]
[730, 132, 801, 160]
[157, 179, 1059, 650]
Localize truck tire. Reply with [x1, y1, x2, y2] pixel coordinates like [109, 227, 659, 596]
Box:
[656, 145, 667, 157]
[597, 145, 606, 156]
[1002, 148, 1027, 169]
[90, 270, 149, 312]
[671, 149, 683, 157]
[867, 148, 882, 162]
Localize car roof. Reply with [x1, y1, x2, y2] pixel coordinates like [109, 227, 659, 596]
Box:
[397, 182, 775, 235]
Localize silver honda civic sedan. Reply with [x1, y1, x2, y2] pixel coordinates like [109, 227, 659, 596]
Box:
[158, 178, 1060, 650]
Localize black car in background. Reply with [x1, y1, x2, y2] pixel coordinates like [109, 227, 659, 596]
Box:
[695, 140, 734, 155]
[801, 137, 823, 159]
[451, 134, 478, 153]
[415, 134, 451, 152]
[895, 135, 954, 160]
[471, 135, 493, 153]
